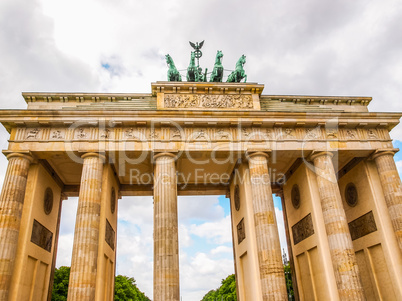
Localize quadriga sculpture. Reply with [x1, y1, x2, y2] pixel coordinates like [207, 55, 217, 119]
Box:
[165, 54, 182, 82]
[227, 55, 247, 83]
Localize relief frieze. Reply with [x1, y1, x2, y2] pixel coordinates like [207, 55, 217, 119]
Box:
[13, 125, 388, 144]
[164, 94, 253, 109]
[31, 219, 53, 252]
[105, 219, 116, 250]
[237, 218, 246, 244]
[348, 211, 377, 241]
[292, 213, 314, 245]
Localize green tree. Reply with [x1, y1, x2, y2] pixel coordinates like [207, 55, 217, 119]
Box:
[114, 275, 150, 301]
[284, 263, 294, 300]
[51, 266, 70, 301]
[201, 274, 237, 301]
[51, 267, 150, 301]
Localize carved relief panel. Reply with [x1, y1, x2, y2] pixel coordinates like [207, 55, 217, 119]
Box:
[164, 94, 254, 109]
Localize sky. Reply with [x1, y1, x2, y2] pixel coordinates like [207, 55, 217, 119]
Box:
[0, 0, 402, 300]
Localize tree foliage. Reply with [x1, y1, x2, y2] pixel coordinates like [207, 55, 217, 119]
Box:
[201, 274, 237, 301]
[51, 266, 70, 301]
[201, 265, 295, 301]
[114, 275, 150, 301]
[284, 263, 294, 300]
[51, 267, 150, 301]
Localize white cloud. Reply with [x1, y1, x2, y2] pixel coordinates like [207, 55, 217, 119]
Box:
[189, 215, 232, 245]
[55, 198, 78, 267]
[178, 195, 224, 222]
[55, 233, 74, 267]
[210, 245, 233, 255]
[180, 251, 234, 300]
[115, 197, 154, 297]
[179, 223, 192, 248]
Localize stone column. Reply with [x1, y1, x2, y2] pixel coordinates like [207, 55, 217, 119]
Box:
[246, 151, 287, 300]
[0, 152, 33, 300]
[372, 150, 402, 251]
[68, 153, 104, 301]
[153, 152, 180, 301]
[310, 151, 365, 300]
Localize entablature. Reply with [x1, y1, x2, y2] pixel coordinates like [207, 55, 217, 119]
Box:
[20, 82, 372, 113]
[0, 110, 400, 133]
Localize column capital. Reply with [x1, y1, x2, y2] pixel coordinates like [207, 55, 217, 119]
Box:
[3, 151, 34, 163]
[308, 150, 334, 162]
[80, 152, 106, 162]
[370, 148, 399, 160]
[153, 151, 178, 161]
[245, 150, 271, 161]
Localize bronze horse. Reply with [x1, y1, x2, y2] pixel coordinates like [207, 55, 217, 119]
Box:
[227, 55, 247, 83]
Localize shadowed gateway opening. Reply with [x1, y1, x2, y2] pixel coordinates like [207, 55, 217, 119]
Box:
[53, 194, 288, 301]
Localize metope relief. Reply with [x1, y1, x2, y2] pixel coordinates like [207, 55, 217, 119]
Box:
[26, 128, 41, 140]
[265, 128, 273, 139]
[326, 128, 338, 139]
[343, 129, 358, 140]
[284, 128, 296, 139]
[50, 129, 65, 140]
[215, 128, 231, 140]
[170, 128, 183, 140]
[123, 127, 148, 140]
[164, 94, 254, 109]
[100, 128, 112, 139]
[75, 128, 88, 139]
[241, 128, 250, 139]
[367, 129, 378, 139]
[304, 128, 321, 140]
[192, 128, 209, 141]
[124, 128, 138, 139]
[149, 130, 159, 139]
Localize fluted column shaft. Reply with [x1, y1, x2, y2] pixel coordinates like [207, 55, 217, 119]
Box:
[372, 150, 402, 251]
[247, 152, 287, 300]
[68, 153, 104, 301]
[311, 151, 364, 300]
[0, 153, 33, 300]
[153, 152, 180, 301]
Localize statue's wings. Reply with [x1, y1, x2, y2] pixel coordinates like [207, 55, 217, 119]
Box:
[189, 41, 196, 49]
[199, 40, 204, 49]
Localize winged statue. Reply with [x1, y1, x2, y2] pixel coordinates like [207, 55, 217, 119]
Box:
[189, 40, 204, 51]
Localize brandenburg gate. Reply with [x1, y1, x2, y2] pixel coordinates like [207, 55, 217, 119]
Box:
[0, 81, 401, 300]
